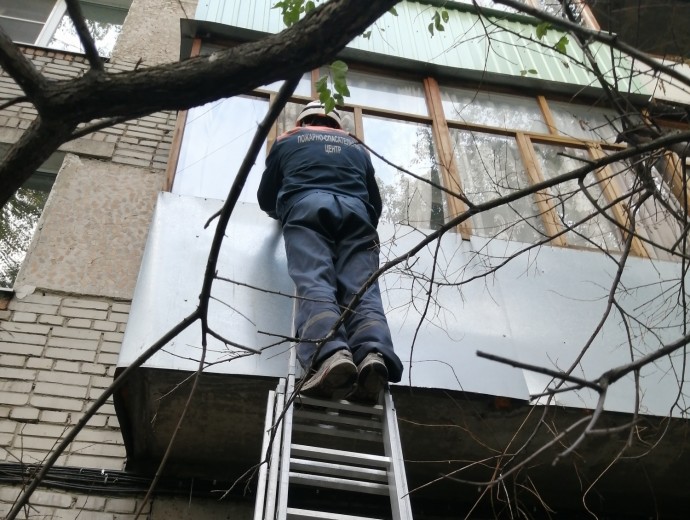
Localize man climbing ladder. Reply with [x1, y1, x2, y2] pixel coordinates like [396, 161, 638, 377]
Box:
[257, 100, 404, 402]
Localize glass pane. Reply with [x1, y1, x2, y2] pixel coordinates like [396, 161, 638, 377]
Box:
[451, 0, 521, 13]
[0, 141, 61, 289]
[610, 155, 686, 260]
[548, 101, 620, 143]
[0, 17, 43, 43]
[261, 76, 313, 97]
[532, 143, 622, 250]
[452, 130, 547, 243]
[441, 87, 548, 133]
[362, 115, 445, 229]
[47, 2, 127, 58]
[0, 0, 55, 23]
[535, 0, 583, 21]
[345, 70, 428, 116]
[173, 95, 269, 202]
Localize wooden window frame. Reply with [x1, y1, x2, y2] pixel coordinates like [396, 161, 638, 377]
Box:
[165, 47, 681, 258]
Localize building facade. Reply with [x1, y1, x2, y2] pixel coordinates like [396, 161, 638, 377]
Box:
[1, 0, 690, 518]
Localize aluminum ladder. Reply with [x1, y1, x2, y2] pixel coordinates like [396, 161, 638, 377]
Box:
[253, 354, 413, 520]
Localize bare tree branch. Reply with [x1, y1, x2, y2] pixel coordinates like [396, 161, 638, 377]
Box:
[0, 96, 30, 111]
[64, 0, 104, 71]
[476, 350, 602, 392]
[0, 0, 399, 207]
[0, 117, 76, 208]
[0, 28, 47, 100]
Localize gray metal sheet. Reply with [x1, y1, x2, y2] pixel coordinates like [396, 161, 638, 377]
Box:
[118, 192, 294, 376]
[477, 236, 690, 417]
[118, 193, 529, 398]
[377, 223, 530, 399]
[119, 193, 690, 416]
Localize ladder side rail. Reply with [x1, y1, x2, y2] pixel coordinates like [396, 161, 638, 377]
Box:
[383, 390, 414, 520]
[275, 371, 297, 520]
[253, 389, 278, 520]
[265, 379, 287, 520]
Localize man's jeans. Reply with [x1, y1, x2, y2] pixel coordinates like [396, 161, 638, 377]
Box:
[281, 192, 403, 382]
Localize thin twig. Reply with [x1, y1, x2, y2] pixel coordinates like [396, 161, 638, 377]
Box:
[476, 351, 602, 391]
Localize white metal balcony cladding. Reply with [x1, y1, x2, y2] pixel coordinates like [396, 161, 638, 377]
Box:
[119, 193, 690, 418]
[193, 0, 649, 96]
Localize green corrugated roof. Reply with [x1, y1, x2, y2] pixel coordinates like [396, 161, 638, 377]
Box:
[193, 0, 649, 97]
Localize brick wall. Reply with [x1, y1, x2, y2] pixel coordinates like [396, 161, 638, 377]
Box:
[0, 290, 127, 469]
[0, 46, 176, 171]
[0, 488, 150, 519]
[0, 290, 145, 518]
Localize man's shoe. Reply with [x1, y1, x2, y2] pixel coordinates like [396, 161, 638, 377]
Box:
[300, 350, 357, 400]
[350, 352, 388, 404]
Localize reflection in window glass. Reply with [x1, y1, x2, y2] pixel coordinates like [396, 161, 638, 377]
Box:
[346, 71, 428, 116]
[275, 101, 305, 136]
[363, 115, 444, 230]
[452, 130, 546, 243]
[451, 0, 520, 12]
[533, 144, 622, 250]
[441, 87, 548, 133]
[174, 96, 269, 202]
[610, 155, 686, 260]
[47, 2, 128, 58]
[260, 75, 313, 97]
[0, 0, 55, 44]
[535, 0, 583, 21]
[0, 147, 62, 289]
[275, 101, 355, 135]
[548, 101, 619, 143]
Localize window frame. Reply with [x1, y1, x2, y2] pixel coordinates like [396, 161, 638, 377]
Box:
[167, 38, 684, 258]
[1, 0, 130, 57]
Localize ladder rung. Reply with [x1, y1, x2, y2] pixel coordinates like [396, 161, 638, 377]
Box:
[297, 396, 384, 416]
[286, 507, 383, 520]
[293, 424, 382, 443]
[290, 457, 388, 483]
[289, 472, 390, 495]
[291, 444, 390, 468]
[294, 409, 383, 430]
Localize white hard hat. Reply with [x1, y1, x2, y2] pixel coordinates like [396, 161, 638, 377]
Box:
[295, 100, 342, 129]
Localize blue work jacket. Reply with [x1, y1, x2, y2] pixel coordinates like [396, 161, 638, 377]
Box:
[257, 126, 382, 224]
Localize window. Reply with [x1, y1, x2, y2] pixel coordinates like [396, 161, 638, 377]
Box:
[532, 142, 622, 250]
[348, 71, 447, 230]
[441, 86, 548, 132]
[450, 0, 525, 13]
[363, 115, 445, 229]
[548, 100, 620, 143]
[437, 82, 654, 251]
[0, 146, 64, 289]
[173, 95, 270, 202]
[607, 152, 688, 261]
[0, 0, 130, 58]
[172, 77, 313, 202]
[346, 70, 429, 116]
[451, 130, 546, 243]
[170, 56, 685, 257]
